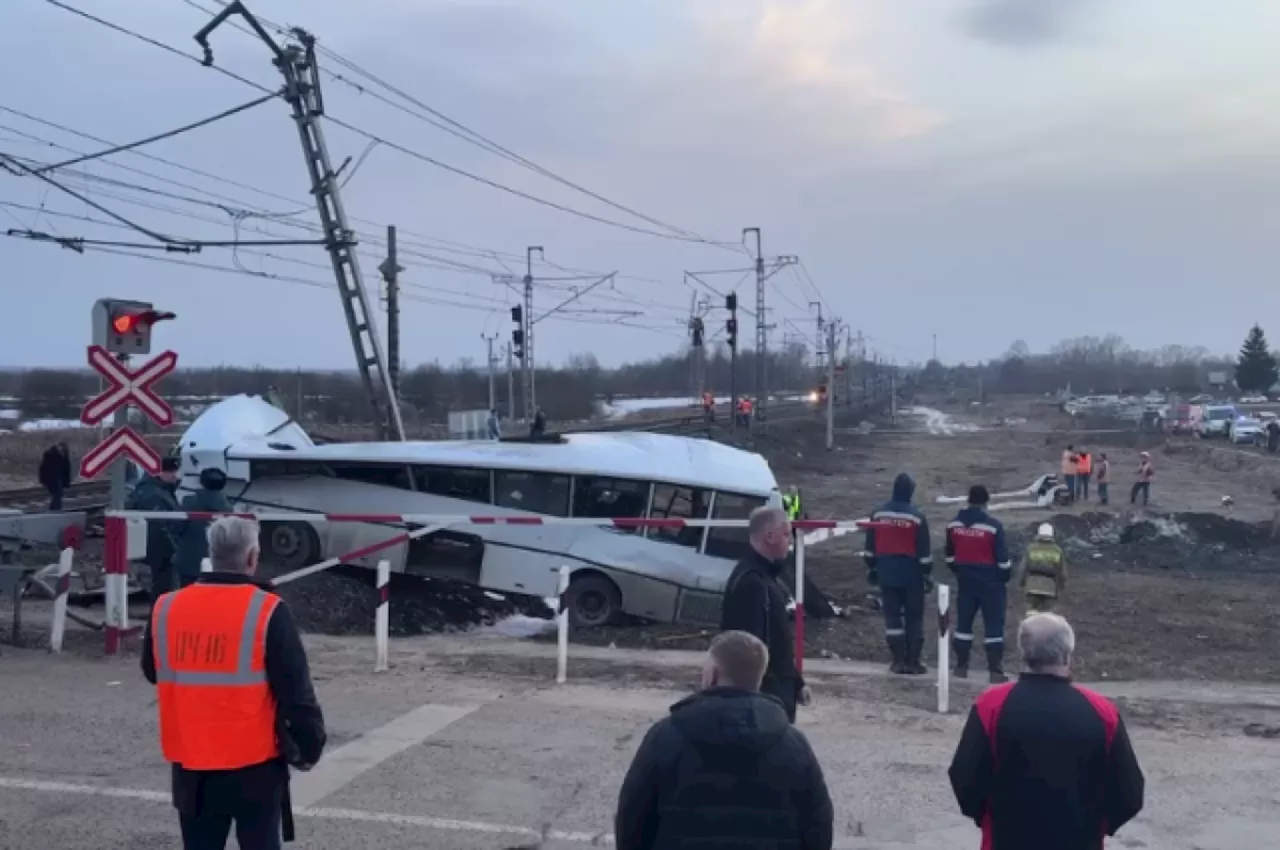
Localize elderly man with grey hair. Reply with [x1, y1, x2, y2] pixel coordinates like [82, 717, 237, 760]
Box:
[719, 505, 809, 722]
[949, 613, 1145, 850]
[142, 516, 326, 850]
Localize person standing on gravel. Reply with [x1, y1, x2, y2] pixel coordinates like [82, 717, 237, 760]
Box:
[174, 468, 232, 587]
[948, 613, 1145, 850]
[864, 472, 934, 675]
[126, 456, 182, 601]
[946, 485, 1012, 683]
[1020, 523, 1066, 612]
[720, 506, 809, 722]
[1060, 444, 1079, 502]
[1076, 449, 1092, 501]
[142, 516, 327, 850]
[615, 630, 833, 850]
[1130, 452, 1154, 506]
[1096, 452, 1112, 505]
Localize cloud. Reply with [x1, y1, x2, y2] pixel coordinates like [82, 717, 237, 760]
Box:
[961, 0, 1094, 47]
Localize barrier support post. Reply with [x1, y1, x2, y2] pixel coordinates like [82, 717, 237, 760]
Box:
[49, 547, 73, 653]
[794, 534, 806, 673]
[937, 583, 951, 714]
[103, 516, 128, 655]
[375, 560, 390, 673]
[556, 565, 570, 685]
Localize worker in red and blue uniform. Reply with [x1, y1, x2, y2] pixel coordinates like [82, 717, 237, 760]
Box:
[863, 473, 933, 675]
[945, 485, 1012, 684]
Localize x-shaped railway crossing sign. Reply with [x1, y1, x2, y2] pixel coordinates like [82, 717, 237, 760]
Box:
[78, 345, 178, 479]
[80, 345, 177, 428]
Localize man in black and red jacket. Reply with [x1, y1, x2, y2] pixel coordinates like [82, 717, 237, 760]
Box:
[948, 613, 1145, 850]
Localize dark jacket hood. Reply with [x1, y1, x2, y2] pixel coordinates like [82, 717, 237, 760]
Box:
[892, 472, 916, 503]
[135, 474, 176, 496]
[668, 687, 791, 754]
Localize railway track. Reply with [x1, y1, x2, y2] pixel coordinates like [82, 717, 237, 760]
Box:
[0, 481, 110, 511]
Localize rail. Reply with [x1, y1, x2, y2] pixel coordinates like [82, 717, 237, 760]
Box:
[0, 480, 110, 509]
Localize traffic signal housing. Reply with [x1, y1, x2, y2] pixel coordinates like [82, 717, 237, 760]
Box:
[726, 317, 737, 349]
[512, 329, 525, 361]
[92, 298, 175, 355]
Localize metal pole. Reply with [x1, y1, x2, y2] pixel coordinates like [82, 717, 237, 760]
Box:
[744, 227, 766, 423]
[506, 343, 515, 421]
[108, 354, 128, 511]
[483, 334, 497, 410]
[826, 321, 836, 450]
[524, 246, 543, 420]
[382, 225, 401, 407]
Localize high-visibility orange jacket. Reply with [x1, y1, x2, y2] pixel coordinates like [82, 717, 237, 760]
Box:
[1077, 453, 1092, 475]
[152, 584, 282, 771]
[739, 399, 754, 413]
[1061, 450, 1078, 475]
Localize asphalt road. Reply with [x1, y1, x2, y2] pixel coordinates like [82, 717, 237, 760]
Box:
[1, 626, 1279, 850]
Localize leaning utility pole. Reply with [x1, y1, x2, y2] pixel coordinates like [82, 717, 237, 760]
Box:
[523, 246, 543, 419]
[380, 225, 403, 406]
[482, 333, 498, 410]
[195, 4, 405, 440]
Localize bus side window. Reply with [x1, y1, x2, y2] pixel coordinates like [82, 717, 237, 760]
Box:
[648, 483, 709, 549]
[572, 476, 651, 533]
[494, 471, 570, 516]
[705, 492, 767, 559]
[416, 466, 493, 504]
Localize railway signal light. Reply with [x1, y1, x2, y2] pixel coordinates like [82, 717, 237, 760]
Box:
[725, 293, 737, 312]
[726, 317, 737, 349]
[512, 329, 525, 360]
[511, 305, 522, 325]
[92, 298, 175, 356]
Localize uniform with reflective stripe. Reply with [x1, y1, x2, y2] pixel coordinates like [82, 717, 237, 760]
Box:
[946, 507, 1011, 673]
[1023, 540, 1064, 599]
[152, 584, 282, 771]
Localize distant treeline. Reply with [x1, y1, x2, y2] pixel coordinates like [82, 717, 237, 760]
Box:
[1, 344, 828, 423]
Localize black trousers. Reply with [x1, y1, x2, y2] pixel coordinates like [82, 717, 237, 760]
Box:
[149, 559, 175, 601]
[176, 767, 284, 850]
[761, 674, 798, 723]
[48, 486, 64, 511]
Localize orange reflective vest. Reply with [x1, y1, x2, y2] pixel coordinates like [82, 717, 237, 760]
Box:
[152, 583, 282, 771]
[1077, 453, 1092, 475]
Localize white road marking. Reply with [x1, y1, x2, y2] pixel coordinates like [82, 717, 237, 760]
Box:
[0, 776, 898, 847]
[291, 699, 491, 810]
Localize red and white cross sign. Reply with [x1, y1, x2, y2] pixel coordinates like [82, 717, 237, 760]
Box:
[80, 345, 177, 427]
[79, 425, 161, 479]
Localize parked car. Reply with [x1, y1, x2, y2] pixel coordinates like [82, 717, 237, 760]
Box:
[1230, 416, 1264, 444]
[1195, 405, 1238, 439]
[1239, 394, 1269, 405]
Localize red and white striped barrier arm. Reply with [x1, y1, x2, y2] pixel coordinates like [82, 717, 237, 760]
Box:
[107, 511, 869, 530]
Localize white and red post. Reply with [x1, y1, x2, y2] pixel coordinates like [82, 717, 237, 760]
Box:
[48, 547, 74, 653]
[103, 515, 133, 655]
[556, 565, 571, 685]
[794, 534, 806, 674]
[375, 560, 390, 673]
[937, 583, 951, 714]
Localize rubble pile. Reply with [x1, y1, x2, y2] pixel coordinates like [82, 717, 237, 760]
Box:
[262, 565, 552, 636]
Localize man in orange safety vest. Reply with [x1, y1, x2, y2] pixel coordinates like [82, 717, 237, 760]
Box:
[143, 515, 326, 849]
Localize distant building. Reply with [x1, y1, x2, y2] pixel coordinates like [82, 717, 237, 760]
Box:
[1208, 371, 1231, 390]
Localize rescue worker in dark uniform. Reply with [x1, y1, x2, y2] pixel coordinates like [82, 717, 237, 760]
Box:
[126, 456, 182, 600]
[720, 506, 809, 722]
[174, 468, 231, 588]
[945, 485, 1012, 683]
[142, 516, 326, 850]
[863, 473, 933, 675]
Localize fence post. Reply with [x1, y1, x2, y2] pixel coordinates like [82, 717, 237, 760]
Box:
[49, 547, 73, 653]
[375, 560, 390, 673]
[937, 583, 951, 714]
[794, 533, 806, 673]
[556, 565, 570, 685]
[103, 516, 128, 655]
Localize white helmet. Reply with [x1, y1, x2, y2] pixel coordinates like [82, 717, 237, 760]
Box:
[1037, 523, 1054, 540]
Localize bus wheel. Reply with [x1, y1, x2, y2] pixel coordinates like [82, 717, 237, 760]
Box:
[261, 521, 319, 570]
[566, 573, 621, 629]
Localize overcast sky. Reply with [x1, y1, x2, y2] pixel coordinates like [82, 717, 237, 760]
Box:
[3, 0, 1279, 371]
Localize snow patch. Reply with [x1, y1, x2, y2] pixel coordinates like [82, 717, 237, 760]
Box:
[480, 614, 558, 638]
[905, 406, 979, 436]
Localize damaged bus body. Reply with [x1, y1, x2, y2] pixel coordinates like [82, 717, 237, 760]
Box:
[177, 395, 783, 628]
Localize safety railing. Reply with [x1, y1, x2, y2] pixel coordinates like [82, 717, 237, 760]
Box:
[103, 512, 956, 713]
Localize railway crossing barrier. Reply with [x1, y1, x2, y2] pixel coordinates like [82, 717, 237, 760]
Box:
[104, 511, 957, 713]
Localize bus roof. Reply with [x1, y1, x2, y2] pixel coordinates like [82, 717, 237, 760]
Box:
[189, 395, 778, 495]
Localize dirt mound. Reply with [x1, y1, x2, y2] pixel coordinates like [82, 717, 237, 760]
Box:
[1027, 511, 1280, 575]
[262, 565, 551, 636]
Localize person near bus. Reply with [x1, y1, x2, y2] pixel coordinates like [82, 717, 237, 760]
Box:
[38, 441, 72, 511]
[1131, 452, 1155, 506]
[720, 507, 809, 723]
[127, 456, 182, 601]
[142, 516, 327, 850]
[946, 485, 1012, 683]
[863, 473, 933, 675]
[737, 397, 753, 427]
[701, 390, 716, 422]
[1020, 523, 1066, 613]
[1075, 449, 1092, 501]
[174, 468, 231, 588]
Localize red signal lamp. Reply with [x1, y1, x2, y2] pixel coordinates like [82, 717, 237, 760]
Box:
[111, 309, 176, 334]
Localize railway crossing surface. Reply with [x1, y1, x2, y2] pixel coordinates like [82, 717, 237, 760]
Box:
[1, 623, 1279, 850]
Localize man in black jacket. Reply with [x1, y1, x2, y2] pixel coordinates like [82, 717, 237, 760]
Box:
[720, 506, 807, 722]
[948, 613, 1145, 850]
[38, 441, 72, 510]
[615, 630, 833, 850]
[126, 456, 182, 601]
[142, 516, 326, 849]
